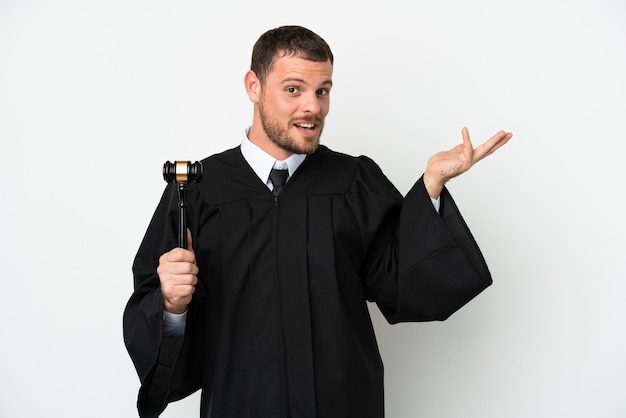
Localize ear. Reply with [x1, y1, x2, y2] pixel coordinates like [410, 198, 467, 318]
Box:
[244, 70, 261, 103]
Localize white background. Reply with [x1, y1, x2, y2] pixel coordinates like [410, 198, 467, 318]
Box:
[1, 0, 625, 417]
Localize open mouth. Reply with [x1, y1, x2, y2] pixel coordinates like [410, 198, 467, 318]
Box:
[294, 123, 316, 130]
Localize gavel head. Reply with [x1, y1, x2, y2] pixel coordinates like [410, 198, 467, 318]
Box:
[163, 160, 203, 184]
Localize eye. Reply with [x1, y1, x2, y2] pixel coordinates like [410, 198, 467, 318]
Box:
[316, 88, 330, 97]
[286, 86, 299, 95]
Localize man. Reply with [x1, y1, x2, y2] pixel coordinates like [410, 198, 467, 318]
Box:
[123, 25, 512, 418]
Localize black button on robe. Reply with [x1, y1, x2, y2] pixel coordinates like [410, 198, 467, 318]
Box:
[123, 145, 492, 418]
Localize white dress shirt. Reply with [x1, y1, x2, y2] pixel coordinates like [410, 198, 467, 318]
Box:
[239, 128, 306, 189]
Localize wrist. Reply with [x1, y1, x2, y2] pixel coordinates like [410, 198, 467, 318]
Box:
[423, 172, 444, 199]
[164, 300, 188, 315]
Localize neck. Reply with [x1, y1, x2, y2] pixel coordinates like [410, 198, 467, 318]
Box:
[247, 123, 293, 161]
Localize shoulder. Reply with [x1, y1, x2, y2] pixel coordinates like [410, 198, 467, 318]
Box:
[192, 147, 262, 204]
[287, 145, 388, 195]
[199, 146, 243, 170]
[306, 145, 379, 170]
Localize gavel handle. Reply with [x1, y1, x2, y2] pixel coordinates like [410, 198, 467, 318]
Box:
[177, 183, 188, 248]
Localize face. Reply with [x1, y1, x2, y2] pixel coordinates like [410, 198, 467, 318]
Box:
[252, 54, 333, 156]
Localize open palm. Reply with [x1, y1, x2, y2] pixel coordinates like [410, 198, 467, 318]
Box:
[423, 127, 513, 198]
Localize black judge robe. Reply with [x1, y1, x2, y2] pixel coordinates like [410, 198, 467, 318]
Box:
[123, 144, 493, 418]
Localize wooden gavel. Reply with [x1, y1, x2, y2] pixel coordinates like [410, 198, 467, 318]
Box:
[163, 160, 203, 248]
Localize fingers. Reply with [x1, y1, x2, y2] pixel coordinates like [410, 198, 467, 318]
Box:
[160, 246, 197, 265]
[424, 126, 512, 194]
[486, 130, 512, 147]
[158, 236, 199, 314]
[161, 278, 197, 314]
[160, 272, 198, 297]
[471, 129, 513, 162]
[461, 126, 474, 163]
[158, 254, 198, 275]
[461, 126, 472, 148]
[482, 131, 512, 158]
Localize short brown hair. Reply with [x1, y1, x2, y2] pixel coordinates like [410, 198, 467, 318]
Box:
[250, 25, 334, 84]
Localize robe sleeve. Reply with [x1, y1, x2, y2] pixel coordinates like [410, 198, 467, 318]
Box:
[123, 182, 205, 418]
[349, 156, 492, 324]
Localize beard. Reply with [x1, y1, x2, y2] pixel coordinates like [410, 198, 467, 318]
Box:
[259, 100, 324, 155]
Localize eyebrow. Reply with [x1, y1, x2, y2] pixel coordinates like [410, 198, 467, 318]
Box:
[281, 77, 333, 88]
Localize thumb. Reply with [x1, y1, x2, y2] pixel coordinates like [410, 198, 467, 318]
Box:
[186, 228, 193, 252]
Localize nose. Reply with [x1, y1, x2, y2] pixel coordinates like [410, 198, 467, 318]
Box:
[301, 91, 322, 114]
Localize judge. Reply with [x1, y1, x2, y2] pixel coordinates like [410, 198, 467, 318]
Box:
[123, 25, 512, 418]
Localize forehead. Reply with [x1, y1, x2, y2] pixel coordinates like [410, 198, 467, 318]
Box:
[268, 53, 333, 83]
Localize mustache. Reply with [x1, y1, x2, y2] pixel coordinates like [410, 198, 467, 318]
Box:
[291, 116, 323, 124]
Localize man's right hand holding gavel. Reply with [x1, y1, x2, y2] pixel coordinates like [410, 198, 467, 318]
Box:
[157, 229, 198, 314]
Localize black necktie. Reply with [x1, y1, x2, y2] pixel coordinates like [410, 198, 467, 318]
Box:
[269, 168, 288, 196]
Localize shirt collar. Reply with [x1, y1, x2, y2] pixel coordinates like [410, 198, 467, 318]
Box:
[240, 128, 307, 188]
